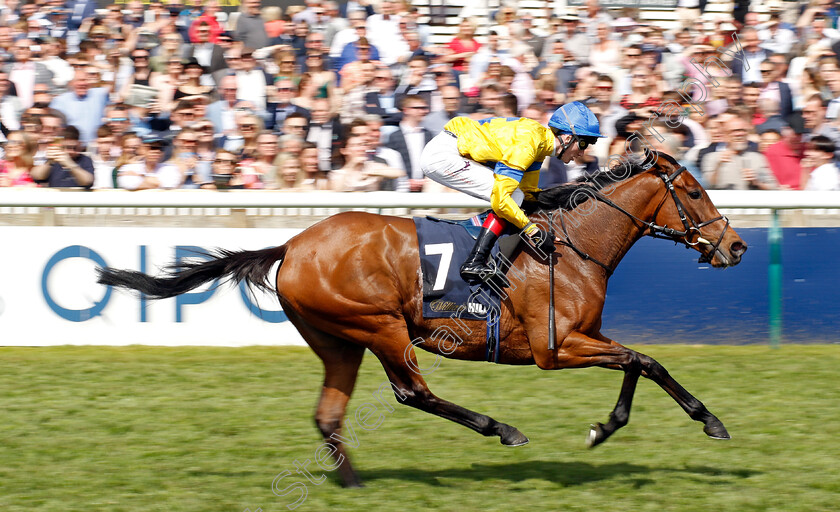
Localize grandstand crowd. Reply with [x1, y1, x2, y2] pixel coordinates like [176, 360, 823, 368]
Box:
[0, 0, 839, 191]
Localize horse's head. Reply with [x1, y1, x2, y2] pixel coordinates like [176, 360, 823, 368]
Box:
[644, 150, 747, 267]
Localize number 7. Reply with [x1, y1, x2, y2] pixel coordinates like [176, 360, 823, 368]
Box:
[424, 243, 454, 291]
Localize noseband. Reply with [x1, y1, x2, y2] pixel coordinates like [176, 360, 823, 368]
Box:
[653, 166, 729, 264]
[550, 166, 730, 274]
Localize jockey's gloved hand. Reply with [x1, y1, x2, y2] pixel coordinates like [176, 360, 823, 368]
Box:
[523, 223, 556, 253]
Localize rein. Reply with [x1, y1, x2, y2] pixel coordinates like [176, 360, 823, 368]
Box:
[548, 166, 730, 274]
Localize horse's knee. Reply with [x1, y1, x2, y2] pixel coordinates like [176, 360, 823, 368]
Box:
[315, 418, 341, 439]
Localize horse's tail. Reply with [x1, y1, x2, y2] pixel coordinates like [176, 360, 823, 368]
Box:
[96, 245, 288, 300]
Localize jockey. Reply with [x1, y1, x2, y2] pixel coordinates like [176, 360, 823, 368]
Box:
[419, 101, 604, 286]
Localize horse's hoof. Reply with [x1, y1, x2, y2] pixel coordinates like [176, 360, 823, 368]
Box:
[499, 426, 529, 446]
[586, 423, 606, 448]
[703, 418, 731, 440]
[342, 479, 365, 488]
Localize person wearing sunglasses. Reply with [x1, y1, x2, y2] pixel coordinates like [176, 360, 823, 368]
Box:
[420, 101, 604, 286]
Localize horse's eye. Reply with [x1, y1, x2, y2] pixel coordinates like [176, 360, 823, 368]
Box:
[688, 190, 701, 200]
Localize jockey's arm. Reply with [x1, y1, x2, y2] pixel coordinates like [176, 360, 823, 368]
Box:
[489, 139, 544, 232]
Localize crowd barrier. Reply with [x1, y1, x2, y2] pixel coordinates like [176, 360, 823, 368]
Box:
[1, 190, 838, 346]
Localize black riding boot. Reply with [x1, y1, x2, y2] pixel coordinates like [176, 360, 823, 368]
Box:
[459, 228, 509, 288]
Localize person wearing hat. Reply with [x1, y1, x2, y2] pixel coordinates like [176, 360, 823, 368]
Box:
[420, 101, 605, 286]
[174, 58, 214, 101]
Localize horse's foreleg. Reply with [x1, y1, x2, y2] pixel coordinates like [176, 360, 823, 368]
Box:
[373, 341, 530, 447]
[636, 352, 730, 440]
[551, 332, 642, 447]
[587, 364, 640, 448]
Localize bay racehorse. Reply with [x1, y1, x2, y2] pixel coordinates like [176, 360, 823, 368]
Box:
[98, 151, 747, 487]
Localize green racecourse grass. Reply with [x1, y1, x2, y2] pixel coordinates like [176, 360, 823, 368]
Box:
[1, 345, 839, 512]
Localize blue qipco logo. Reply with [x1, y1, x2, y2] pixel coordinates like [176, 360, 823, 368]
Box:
[42, 245, 287, 323]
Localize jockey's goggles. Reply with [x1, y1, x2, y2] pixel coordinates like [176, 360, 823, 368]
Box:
[552, 127, 598, 151]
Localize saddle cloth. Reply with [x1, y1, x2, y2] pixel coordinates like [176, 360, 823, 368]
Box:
[414, 216, 501, 321]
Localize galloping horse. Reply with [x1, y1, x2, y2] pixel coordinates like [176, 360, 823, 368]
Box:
[98, 151, 747, 487]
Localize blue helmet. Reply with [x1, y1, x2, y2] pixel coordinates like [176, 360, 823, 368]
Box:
[548, 101, 605, 139]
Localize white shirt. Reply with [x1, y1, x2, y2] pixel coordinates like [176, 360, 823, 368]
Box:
[91, 154, 115, 189]
[400, 122, 426, 179]
[236, 69, 268, 111]
[9, 63, 36, 109]
[806, 162, 840, 191]
[366, 14, 408, 66]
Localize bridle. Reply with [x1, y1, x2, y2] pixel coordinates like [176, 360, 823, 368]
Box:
[549, 166, 730, 275]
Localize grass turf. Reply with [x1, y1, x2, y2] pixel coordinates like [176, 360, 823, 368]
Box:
[0, 345, 838, 512]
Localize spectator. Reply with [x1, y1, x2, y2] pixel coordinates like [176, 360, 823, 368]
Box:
[558, 11, 590, 66]
[297, 141, 330, 190]
[729, 27, 766, 84]
[301, 50, 337, 99]
[273, 48, 300, 82]
[262, 6, 286, 39]
[252, 130, 279, 182]
[589, 23, 621, 74]
[292, 72, 320, 111]
[759, 128, 782, 155]
[386, 94, 432, 192]
[765, 113, 806, 189]
[364, 114, 405, 177]
[802, 94, 840, 159]
[151, 32, 186, 73]
[227, 112, 264, 158]
[183, 25, 217, 86]
[759, 53, 793, 118]
[442, 19, 481, 81]
[803, 135, 840, 190]
[205, 149, 244, 190]
[0, 131, 37, 187]
[206, 75, 242, 136]
[0, 70, 22, 132]
[90, 125, 117, 189]
[742, 82, 763, 126]
[469, 31, 508, 87]
[175, 58, 215, 102]
[702, 117, 777, 190]
[116, 136, 170, 190]
[7, 38, 54, 109]
[31, 126, 94, 188]
[756, 98, 787, 135]
[234, 48, 270, 112]
[282, 112, 308, 138]
[365, 0, 406, 67]
[339, 59, 377, 124]
[620, 66, 660, 116]
[305, 97, 342, 172]
[277, 133, 305, 157]
[364, 66, 400, 125]
[329, 133, 402, 191]
[394, 55, 434, 107]
[156, 128, 208, 189]
[423, 84, 467, 134]
[267, 77, 311, 131]
[272, 151, 303, 189]
[235, 0, 270, 51]
[188, 1, 224, 43]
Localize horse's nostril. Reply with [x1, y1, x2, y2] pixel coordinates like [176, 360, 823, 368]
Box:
[730, 241, 747, 256]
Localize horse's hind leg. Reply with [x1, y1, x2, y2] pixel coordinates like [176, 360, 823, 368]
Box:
[370, 329, 529, 446]
[288, 314, 367, 487]
[635, 351, 730, 440]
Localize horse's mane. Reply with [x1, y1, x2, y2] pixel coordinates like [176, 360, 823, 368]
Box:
[522, 151, 679, 214]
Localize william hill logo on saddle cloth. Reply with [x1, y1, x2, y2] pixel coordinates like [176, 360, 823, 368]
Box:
[414, 217, 501, 321]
